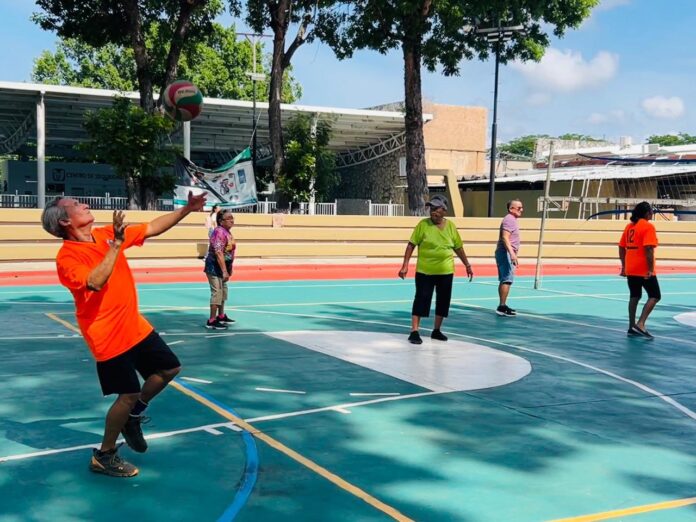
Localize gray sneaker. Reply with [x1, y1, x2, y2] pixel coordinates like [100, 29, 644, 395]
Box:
[89, 446, 138, 477]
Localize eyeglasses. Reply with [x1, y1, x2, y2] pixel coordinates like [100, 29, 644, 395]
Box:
[511, 206, 524, 210]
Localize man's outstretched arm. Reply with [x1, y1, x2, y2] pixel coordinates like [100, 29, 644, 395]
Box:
[145, 191, 206, 239]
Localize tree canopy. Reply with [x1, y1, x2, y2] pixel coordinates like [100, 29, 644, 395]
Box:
[499, 133, 603, 158]
[321, 0, 599, 214]
[32, 24, 302, 102]
[646, 133, 696, 147]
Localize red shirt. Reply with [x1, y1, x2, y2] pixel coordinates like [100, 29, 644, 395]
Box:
[619, 219, 658, 277]
[56, 224, 153, 362]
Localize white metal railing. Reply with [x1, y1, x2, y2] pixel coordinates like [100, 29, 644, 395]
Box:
[314, 201, 337, 215]
[369, 200, 404, 216]
[0, 193, 175, 211]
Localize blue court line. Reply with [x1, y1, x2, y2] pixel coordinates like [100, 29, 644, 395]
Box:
[174, 379, 259, 521]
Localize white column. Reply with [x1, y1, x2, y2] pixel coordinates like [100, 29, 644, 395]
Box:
[183, 121, 191, 160]
[308, 114, 318, 215]
[36, 92, 46, 208]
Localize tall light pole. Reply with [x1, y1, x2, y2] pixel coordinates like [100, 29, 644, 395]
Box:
[477, 23, 526, 217]
[239, 32, 270, 174]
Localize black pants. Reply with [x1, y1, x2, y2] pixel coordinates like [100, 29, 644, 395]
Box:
[412, 272, 454, 318]
[627, 275, 661, 300]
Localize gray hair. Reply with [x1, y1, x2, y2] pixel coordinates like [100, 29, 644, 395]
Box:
[507, 199, 522, 211]
[41, 197, 68, 239]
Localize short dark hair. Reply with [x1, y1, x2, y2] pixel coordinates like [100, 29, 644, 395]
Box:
[630, 201, 652, 223]
[41, 197, 69, 239]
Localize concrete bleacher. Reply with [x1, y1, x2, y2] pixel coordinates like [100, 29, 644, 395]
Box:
[2, 209, 696, 263]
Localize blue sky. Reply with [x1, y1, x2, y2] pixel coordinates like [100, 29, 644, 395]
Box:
[2, 0, 695, 144]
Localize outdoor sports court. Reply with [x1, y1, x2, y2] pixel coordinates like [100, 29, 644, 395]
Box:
[2, 266, 696, 521]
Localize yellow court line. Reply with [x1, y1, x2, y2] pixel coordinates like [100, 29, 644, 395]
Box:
[45, 312, 81, 334]
[169, 380, 414, 522]
[551, 496, 696, 521]
[44, 312, 412, 521]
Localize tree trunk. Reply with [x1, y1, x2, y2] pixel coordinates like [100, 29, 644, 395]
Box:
[402, 40, 429, 216]
[124, 0, 154, 112]
[126, 176, 140, 210]
[268, 0, 290, 181]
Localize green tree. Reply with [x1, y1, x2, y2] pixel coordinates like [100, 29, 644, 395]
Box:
[278, 114, 337, 204]
[498, 134, 549, 158]
[646, 133, 696, 146]
[32, 25, 302, 102]
[322, 0, 598, 215]
[246, 0, 342, 181]
[80, 98, 177, 209]
[33, 0, 227, 208]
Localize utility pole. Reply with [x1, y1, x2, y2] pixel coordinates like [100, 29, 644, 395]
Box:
[238, 32, 270, 174]
[476, 23, 526, 217]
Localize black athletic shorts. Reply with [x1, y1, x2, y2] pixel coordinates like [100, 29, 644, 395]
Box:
[627, 275, 661, 300]
[96, 330, 181, 396]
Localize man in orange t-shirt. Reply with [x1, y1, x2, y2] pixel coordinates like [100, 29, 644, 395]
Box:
[41, 191, 205, 477]
[619, 201, 661, 338]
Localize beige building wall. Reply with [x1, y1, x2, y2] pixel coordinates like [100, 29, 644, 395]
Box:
[423, 103, 487, 178]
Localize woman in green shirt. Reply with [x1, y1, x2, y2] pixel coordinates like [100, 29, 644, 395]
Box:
[398, 195, 474, 344]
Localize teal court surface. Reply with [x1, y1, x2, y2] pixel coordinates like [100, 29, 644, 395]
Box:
[2, 273, 696, 521]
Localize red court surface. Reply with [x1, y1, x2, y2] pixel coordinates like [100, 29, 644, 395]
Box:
[2, 262, 696, 286]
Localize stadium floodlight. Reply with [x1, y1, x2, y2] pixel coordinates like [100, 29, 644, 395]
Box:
[476, 23, 527, 217]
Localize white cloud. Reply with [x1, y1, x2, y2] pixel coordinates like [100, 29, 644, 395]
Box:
[512, 49, 619, 92]
[587, 109, 625, 124]
[588, 113, 608, 124]
[641, 96, 685, 119]
[526, 92, 551, 106]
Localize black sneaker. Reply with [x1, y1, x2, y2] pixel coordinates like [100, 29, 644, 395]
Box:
[506, 306, 517, 316]
[89, 445, 138, 477]
[205, 319, 228, 330]
[121, 415, 148, 453]
[408, 331, 423, 344]
[431, 329, 448, 341]
[627, 327, 640, 336]
[496, 305, 515, 317]
[632, 325, 654, 339]
[218, 314, 235, 324]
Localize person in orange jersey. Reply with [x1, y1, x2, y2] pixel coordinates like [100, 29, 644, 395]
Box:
[41, 191, 206, 477]
[619, 201, 661, 338]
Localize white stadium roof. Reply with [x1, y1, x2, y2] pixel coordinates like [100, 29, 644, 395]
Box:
[0, 81, 430, 163]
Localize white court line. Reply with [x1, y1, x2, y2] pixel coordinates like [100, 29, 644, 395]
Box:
[180, 376, 213, 384]
[204, 427, 224, 435]
[255, 387, 306, 395]
[231, 308, 696, 422]
[167, 340, 185, 346]
[349, 393, 401, 397]
[332, 407, 351, 414]
[0, 392, 444, 463]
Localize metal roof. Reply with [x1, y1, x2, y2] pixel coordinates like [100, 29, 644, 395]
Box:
[0, 81, 428, 157]
[461, 164, 696, 185]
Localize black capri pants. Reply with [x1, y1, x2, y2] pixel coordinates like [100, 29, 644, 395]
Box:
[627, 275, 661, 300]
[412, 272, 454, 318]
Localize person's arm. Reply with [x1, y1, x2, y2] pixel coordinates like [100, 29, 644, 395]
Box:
[145, 191, 206, 239]
[86, 210, 126, 291]
[216, 250, 230, 282]
[502, 230, 519, 267]
[618, 246, 626, 277]
[645, 246, 655, 278]
[454, 246, 474, 281]
[398, 242, 416, 279]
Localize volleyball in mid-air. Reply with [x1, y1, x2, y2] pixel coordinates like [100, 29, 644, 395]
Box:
[163, 80, 203, 122]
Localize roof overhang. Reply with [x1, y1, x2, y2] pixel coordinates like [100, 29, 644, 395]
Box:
[0, 81, 432, 157]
